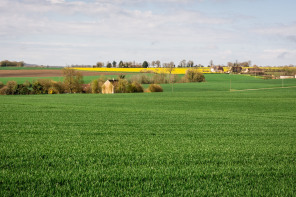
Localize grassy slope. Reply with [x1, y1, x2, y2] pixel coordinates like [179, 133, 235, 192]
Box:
[1, 73, 296, 89]
[0, 76, 296, 195]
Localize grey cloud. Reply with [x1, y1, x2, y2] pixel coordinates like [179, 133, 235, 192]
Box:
[277, 52, 289, 59]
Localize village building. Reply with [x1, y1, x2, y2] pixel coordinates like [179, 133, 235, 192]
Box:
[210, 66, 224, 73]
[102, 79, 118, 94]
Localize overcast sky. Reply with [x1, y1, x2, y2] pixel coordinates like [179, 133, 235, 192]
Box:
[0, 0, 295, 66]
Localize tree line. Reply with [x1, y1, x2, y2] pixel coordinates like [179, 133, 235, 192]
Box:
[91, 59, 254, 69]
[0, 60, 24, 67]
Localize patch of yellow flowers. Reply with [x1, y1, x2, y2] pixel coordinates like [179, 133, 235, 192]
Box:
[73, 67, 225, 74]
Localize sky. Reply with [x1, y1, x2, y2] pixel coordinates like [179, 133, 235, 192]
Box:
[0, 0, 295, 66]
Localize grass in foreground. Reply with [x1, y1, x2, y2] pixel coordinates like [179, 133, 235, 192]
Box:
[0, 80, 296, 195]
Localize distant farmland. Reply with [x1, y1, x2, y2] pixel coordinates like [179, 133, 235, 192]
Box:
[0, 70, 296, 195]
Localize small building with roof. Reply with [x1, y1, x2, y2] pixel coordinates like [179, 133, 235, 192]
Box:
[102, 79, 118, 94]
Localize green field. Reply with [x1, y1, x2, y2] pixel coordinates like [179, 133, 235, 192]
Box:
[1, 75, 296, 196]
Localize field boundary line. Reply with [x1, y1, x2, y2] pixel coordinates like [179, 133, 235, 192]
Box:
[231, 86, 296, 92]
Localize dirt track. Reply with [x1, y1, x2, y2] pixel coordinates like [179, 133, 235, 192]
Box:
[0, 70, 130, 78]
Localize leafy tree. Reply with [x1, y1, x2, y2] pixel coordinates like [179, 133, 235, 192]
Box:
[112, 61, 117, 67]
[119, 61, 124, 68]
[142, 61, 149, 68]
[184, 68, 205, 82]
[107, 62, 112, 68]
[63, 68, 84, 93]
[96, 62, 104, 67]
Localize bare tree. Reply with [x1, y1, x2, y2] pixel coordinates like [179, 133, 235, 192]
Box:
[179, 60, 186, 67]
[155, 60, 161, 68]
[187, 60, 194, 67]
[165, 61, 175, 92]
[209, 60, 214, 67]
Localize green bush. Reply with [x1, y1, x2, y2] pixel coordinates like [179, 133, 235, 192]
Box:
[115, 79, 129, 93]
[16, 84, 31, 95]
[127, 82, 144, 93]
[91, 79, 99, 93]
[0, 81, 4, 89]
[32, 79, 53, 94]
[49, 81, 65, 94]
[184, 68, 205, 82]
[32, 80, 43, 94]
[6, 81, 18, 95]
[147, 84, 163, 92]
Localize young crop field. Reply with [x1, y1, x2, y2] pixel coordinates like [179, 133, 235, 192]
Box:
[0, 75, 296, 196]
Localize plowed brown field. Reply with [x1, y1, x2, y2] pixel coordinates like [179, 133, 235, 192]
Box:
[0, 70, 131, 77]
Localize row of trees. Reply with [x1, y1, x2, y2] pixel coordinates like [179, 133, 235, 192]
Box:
[0, 69, 84, 95]
[93, 60, 254, 68]
[0, 60, 24, 67]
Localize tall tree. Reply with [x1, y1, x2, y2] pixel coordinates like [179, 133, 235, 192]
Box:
[62, 68, 84, 93]
[187, 60, 194, 67]
[142, 61, 149, 68]
[209, 60, 214, 67]
[179, 60, 186, 67]
[112, 61, 117, 67]
[119, 61, 124, 68]
[165, 61, 175, 92]
[155, 60, 161, 68]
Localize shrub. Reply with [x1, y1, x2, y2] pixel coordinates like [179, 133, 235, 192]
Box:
[115, 79, 129, 93]
[31, 79, 53, 94]
[32, 80, 44, 94]
[82, 84, 92, 94]
[0, 81, 4, 89]
[16, 84, 31, 95]
[152, 73, 168, 84]
[130, 74, 151, 84]
[184, 68, 205, 82]
[146, 84, 163, 92]
[38, 79, 53, 93]
[49, 81, 65, 94]
[127, 82, 144, 93]
[97, 77, 106, 93]
[91, 79, 99, 93]
[6, 81, 18, 95]
[63, 68, 84, 93]
[0, 86, 8, 95]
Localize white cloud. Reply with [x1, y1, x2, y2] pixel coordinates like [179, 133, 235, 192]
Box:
[0, 0, 295, 66]
[47, 0, 65, 4]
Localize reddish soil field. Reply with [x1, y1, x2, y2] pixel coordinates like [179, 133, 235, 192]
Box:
[0, 70, 131, 77]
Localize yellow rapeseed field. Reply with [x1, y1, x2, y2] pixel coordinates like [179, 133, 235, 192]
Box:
[73, 67, 219, 74]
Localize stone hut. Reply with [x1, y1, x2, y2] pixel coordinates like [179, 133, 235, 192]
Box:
[102, 79, 118, 94]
